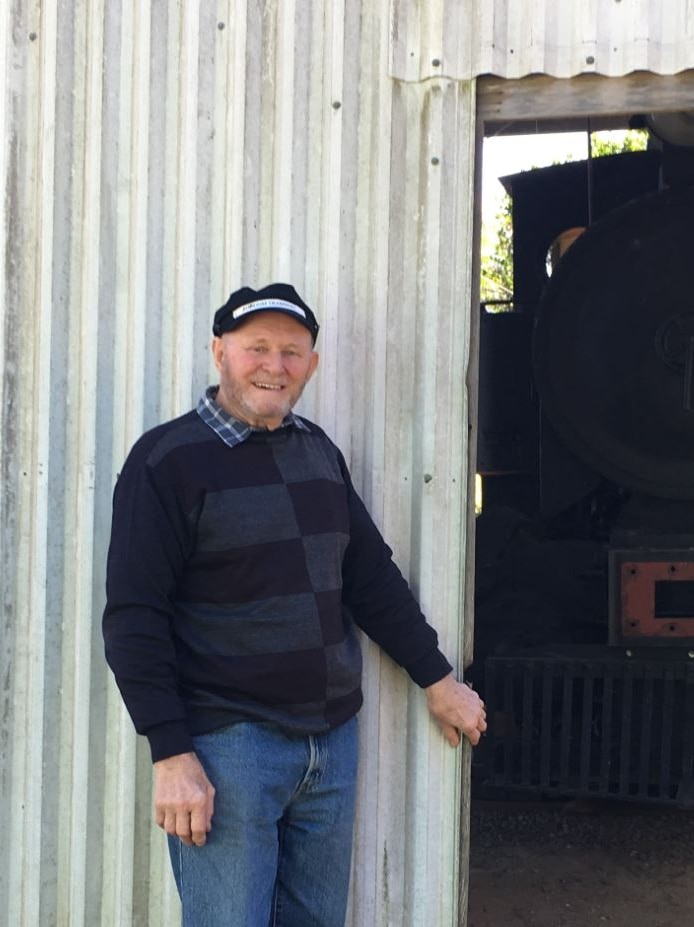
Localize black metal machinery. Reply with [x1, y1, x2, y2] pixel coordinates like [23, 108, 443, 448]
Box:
[475, 138, 694, 803]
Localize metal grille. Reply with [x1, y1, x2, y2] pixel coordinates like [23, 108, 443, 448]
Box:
[483, 649, 694, 804]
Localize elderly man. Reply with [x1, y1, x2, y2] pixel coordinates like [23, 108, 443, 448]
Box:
[103, 283, 486, 927]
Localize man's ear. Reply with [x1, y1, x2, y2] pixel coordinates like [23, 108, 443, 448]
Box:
[211, 336, 223, 371]
[307, 351, 319, 380]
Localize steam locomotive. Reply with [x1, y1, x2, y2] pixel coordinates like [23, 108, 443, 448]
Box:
[474, 126, 694, 804]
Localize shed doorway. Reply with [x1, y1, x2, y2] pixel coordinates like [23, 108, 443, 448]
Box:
[466, 71, 694, 927]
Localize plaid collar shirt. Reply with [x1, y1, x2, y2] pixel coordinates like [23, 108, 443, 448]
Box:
[196, 385, 310, 449]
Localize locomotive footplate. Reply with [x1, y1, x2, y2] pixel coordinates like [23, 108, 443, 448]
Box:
[481, 645, 694, 805]
[609, 548, 694, 646]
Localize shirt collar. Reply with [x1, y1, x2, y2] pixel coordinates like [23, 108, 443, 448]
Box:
[196, 385, 310, 449]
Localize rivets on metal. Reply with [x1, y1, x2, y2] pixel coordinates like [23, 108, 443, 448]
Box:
[431, 156, 440, 165]
[332, 101, 341, 110]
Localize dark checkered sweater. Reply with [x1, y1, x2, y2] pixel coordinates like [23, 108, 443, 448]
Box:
[103, 410, 451, 762]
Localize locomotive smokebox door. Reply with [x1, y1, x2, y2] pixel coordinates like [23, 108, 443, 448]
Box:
[609, 549, 694, 645]
[532, 186, 694, 500]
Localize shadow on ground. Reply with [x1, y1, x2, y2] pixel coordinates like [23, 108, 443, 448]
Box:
[468, 798, 694, 927]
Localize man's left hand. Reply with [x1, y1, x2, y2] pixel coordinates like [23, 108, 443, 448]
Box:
[425, 673, 487, 746]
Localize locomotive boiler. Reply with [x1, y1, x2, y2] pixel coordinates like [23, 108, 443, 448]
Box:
[475, 132, 694, 804]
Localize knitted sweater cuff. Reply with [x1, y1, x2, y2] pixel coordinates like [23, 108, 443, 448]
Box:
[405, 649, 453, 688]
[147, 720, 195, 763]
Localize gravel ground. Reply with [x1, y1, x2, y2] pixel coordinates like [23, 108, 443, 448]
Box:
[468, 798, 694, 927]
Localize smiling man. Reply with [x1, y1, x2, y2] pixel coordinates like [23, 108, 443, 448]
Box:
[103, 283, 486, 927]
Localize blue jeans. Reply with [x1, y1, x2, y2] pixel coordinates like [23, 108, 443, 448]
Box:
[168, 717, 359, 927]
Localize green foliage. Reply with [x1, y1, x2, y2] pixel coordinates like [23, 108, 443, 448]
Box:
[591, 129, 647, 157]
[480, 192, 513, 305]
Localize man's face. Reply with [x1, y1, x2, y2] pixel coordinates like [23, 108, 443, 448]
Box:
[212, 311, 319, 430]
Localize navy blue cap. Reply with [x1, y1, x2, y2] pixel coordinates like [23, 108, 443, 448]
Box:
[213, 283, 319, 343]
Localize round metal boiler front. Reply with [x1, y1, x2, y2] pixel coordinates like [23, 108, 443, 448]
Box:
[532, 187, 694, 499]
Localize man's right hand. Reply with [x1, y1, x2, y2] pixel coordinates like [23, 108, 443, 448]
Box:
[153, 752, 216, 847]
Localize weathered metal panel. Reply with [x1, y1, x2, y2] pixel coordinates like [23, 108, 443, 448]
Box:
[1, 1, 477, 924]
[5, 0, 693, 925]
[391, 0, 694, 80]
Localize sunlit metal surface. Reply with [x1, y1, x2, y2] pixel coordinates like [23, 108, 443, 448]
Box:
[391, 0, 694, 79]
[3, 0, 694, 924]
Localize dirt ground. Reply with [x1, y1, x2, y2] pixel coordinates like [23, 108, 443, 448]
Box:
[467, 798, 694, 927]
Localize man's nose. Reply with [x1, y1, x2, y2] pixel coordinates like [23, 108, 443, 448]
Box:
[261, 351, 285, 374]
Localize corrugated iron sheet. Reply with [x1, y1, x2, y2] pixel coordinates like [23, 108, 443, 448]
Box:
[3, 1, 694, 925]
[1, 2, 474, 925]
[391, 0, 694, 80]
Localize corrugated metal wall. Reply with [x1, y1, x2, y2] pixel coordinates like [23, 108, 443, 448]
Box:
[392, 0, 694, 80]
[3, 1, 694, 925]
[2, 2, 475, 924]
